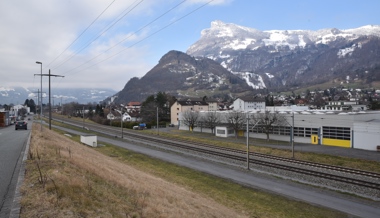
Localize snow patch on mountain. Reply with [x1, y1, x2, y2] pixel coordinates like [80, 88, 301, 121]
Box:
[187, 20, 380, 90]
[265, 73, 274, 79]
[189, 20, 380, 53]
[337, 43, 362, 58]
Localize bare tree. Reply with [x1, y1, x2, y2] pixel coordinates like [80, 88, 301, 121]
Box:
[201, 111, 221, 134]
[250, 111, 287, 140]
[182, 110, 200, 132]
[225, 111, 245, 138]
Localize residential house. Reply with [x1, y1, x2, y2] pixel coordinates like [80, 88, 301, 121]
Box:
[321, 101, 367, 111]
[232, 96, 265, 111]
[170, 98, 209, 125]
[107, 110, 121, 120]
[206, 100, 218, 111]
[126, 102, 141, 113]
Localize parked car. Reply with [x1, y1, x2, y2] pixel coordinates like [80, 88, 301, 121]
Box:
[168, 124, 175, 127]
[15, 121, 27, 130]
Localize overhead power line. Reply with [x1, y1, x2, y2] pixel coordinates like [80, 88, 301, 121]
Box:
[63, 0, 188, 75]
[63, 0, 215, 76]
[52, 0, 144, 71]
[47, 0, 116, 68]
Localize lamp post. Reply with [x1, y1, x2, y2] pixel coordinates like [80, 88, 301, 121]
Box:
[36, 61, 42, 131]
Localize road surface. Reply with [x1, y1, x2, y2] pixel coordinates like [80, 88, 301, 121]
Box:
[0, 123, 30, 217]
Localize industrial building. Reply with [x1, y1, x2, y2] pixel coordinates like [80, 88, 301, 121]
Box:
[178, 110, 380, 151]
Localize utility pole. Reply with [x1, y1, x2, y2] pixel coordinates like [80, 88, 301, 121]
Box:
[157, 106, 159, 135]
[120, 104, 125, 138]
[291, 112, 295, 158]
[83, 106, 85, 129]
[246, 113, 249, 170]
[36, 69, 64, 130]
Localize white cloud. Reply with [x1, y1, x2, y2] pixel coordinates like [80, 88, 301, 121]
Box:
[0, 0, 162, 90]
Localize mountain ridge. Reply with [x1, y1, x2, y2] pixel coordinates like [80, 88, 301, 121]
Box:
[115, 50, 253, 103]
[0, 87, 116, 105]
[186, 21, 380, 92]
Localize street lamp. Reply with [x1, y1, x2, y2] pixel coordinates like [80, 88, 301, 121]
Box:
[36, 61, 42, 131]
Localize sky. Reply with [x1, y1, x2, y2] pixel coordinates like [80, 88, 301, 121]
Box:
[1, 0, 380, 93]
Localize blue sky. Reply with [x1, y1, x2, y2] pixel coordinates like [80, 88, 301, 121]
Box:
[1, 0, 379, 92]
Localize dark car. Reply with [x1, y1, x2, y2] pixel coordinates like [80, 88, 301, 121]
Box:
[15, 121, 27, 130]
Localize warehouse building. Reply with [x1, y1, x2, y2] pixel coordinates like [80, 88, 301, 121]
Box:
[178, 110, 380, 151]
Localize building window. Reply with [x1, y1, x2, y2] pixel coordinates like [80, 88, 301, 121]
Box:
[323, 126, 350, 140]
[294, 127, 305, 137]
[217, 129, 226, 134]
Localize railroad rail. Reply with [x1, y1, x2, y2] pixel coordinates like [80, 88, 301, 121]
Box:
[50, 116, 380, 192]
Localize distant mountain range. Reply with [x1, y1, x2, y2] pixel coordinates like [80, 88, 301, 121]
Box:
[115, 21, 380, 103]
[0, 87, 116, 105]
[187, 20, 380, 91]
[7, 21, 378, 105]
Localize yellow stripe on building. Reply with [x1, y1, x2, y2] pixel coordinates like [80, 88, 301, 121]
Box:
[322, 138, 351, 148]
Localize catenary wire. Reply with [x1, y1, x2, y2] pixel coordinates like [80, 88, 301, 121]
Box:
[46, 0, 116, 69]
[63, 0, 188, 75]
[63, 0, 215, 76]
[51, 0, 144, 71]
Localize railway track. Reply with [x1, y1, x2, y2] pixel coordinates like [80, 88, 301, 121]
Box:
[51, 116, 380, 193]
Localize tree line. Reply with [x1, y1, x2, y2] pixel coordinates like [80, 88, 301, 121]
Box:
[181, 110, 288, 140]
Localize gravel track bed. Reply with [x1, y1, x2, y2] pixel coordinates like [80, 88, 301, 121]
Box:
[139, 138, 380, 201]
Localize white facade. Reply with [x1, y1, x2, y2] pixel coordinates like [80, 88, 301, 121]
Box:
[215, 126, 235, 137]
[353, 120, 380, 151]
[233, 98, 265, 111]
[207, 101, 218, 111]
[321, 101, 367, 112]
[80, 135, 97, 147]
[177, 109, 380, 151]
[265, 105, 309, 112]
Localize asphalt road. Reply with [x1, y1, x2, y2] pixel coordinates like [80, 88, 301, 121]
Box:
[0, 122, 30, 217]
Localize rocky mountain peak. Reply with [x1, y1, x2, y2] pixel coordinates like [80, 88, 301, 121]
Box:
[187, 21, 380, 92]
[116, 50, 252, 103]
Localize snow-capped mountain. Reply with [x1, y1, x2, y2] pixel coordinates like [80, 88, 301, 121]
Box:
[114, 50, 252, 103]
[0, 87, 116, 105]
[187, 20, 380, 90]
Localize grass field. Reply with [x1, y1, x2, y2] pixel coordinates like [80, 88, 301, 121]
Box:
[19, 123, 354, 217]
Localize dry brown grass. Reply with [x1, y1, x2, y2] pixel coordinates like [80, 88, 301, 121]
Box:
[21, 124, 248, 218]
